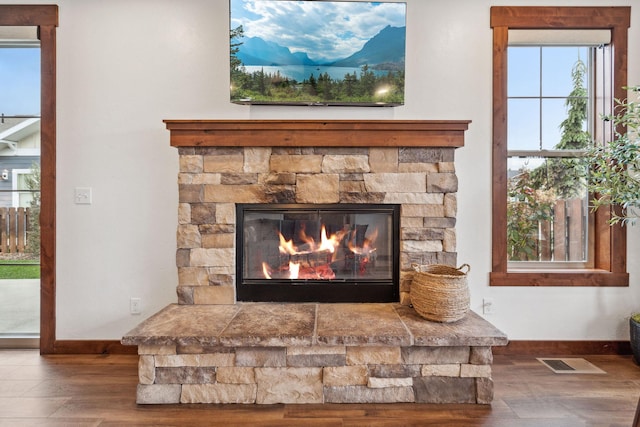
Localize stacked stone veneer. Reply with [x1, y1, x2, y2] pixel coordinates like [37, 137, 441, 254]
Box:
[176, 146, 458, 305]
[136, 343, 494, 405]
[124, 302, 506, 405]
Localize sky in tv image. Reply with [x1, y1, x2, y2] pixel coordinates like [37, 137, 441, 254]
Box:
[231, 0, 406, 63]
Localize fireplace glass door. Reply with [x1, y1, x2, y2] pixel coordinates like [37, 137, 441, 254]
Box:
[236, 204, 399, 302]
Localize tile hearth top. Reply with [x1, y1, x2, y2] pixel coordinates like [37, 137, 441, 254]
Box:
[122, 304, 508, 348]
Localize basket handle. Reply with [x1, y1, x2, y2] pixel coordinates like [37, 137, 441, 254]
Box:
[457, 263, 471, 274]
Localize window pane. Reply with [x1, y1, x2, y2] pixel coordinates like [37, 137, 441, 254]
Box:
[17, 173, 30, 191]
[0, 47, 40, 116]
[0, 42, 41, 340]
[507, 156, 588, 262]
[508, 98, 540, 150]
[19, 192, 34, 207]
[541, 47, 589, 97]
[541, 98, 567, 150]
[508, 47, 540, 97]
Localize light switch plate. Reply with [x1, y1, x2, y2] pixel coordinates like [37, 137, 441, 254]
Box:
[74, 187, 92, 205]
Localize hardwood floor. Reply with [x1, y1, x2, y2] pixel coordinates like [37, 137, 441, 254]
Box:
[0, 350, 639, 426]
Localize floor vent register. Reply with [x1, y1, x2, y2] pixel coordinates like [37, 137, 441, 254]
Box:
[538, 358, 606, 374]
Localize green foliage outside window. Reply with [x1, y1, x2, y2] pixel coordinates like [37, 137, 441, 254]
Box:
[507, 170, 556, 261]
[24, 162, 40, 256]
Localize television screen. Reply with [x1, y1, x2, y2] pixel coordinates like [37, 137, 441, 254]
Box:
[230, 0, 406, 106]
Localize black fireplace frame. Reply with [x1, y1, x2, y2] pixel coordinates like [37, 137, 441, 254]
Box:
[236, 203, 400, 303]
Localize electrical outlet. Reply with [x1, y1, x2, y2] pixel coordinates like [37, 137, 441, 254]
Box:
[130, 297, 142, 315]
[482, 297, 495, 315]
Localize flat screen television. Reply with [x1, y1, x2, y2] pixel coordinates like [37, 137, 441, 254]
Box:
[230, 0, 406, 106]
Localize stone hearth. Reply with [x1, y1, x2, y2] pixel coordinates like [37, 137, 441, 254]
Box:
[123, 303, 508, 404]
[122, 119, 509, 405]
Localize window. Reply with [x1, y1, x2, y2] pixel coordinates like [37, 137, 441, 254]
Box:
[490, 7, 630, 287]
[507, 42, 597, 268]
[12, 168, 38, 207]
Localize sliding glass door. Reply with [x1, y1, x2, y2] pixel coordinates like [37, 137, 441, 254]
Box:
[0, 30, 41, 347]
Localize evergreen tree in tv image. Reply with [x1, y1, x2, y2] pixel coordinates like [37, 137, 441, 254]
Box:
[229, 0, 406, 106]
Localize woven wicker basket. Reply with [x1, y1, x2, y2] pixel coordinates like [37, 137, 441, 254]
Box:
[410, 263, 470, 322]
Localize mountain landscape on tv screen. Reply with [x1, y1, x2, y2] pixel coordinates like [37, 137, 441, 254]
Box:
[237, 25, 406, 69]
[230, 0, 406, 106]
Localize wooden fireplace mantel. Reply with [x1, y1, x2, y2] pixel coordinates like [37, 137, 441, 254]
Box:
[164, 119, 471, 148]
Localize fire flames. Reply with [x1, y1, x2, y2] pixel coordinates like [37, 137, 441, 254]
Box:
[262, 224, 377, 280]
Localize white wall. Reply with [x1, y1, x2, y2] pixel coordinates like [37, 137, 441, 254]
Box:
[2, 0, 637, 340]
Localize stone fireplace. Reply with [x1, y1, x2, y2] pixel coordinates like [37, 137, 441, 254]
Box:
[122, 120, 508, 405]
[172, 120, 468, 306]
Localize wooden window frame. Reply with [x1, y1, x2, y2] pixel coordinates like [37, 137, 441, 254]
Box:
[490, 6, 630, 287]
[0, 5, 58, 352]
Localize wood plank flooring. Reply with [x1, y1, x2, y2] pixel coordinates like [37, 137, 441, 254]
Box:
[0, 350, 639, 426]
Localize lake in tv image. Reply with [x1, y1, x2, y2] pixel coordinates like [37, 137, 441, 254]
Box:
[230, 0, 406, 106]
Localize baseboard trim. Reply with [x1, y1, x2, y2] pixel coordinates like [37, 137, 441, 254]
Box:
[47, 339, 631, 356]
[0, 337, 39, 349]
[52, 340, 137, 354]
[493, 340, 631, 356]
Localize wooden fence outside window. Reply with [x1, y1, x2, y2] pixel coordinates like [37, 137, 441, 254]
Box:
[0, 207, 32, 254]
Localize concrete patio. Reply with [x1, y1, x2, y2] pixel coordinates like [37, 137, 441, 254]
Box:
[0, 279, 39, 337]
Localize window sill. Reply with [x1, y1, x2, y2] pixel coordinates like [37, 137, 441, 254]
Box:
[490, 270, 629, 287]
